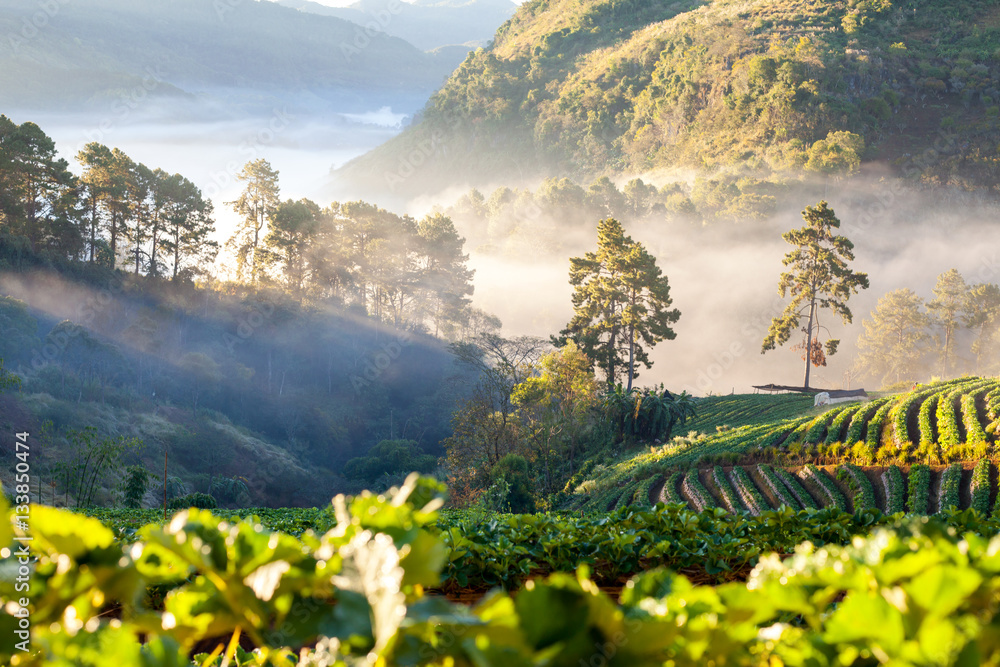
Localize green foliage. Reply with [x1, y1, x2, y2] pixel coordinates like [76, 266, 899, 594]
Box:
[166, 492, 218, 510]
[907, 464, 931, 514]
[823, 402, 862, 445]
[209, 476, 251, 507]
[843, 396, 889, 445]
[558, 217, 680, 389]
[938, 463, 963, 513]
[488, 453, 537, 514]
[802, 464, 848, 511]
[937, 389, 964, 449]
[0, 357, 20, 393]
[713, 465, 743, 513]
[882, 465, 906, 514]
[19, 476, 1000, 666]
[757, 464, 800, 510]
[918, 392, 939, 449]
[836, 463, 876, 512]
[358, 0, 1000, 198]
[682, 471, 716, 512]
[730, 465, 768, 515]
[601, 384, 696, 444]
[971, 459, 991, 515]
[962, 391, 989, 445]
[118, 465, 150, 509]
[343, 440, 437, 484]
[53, 427, 143, 508]
[864, 400, 893, 459]
[660, 471, 684, 505]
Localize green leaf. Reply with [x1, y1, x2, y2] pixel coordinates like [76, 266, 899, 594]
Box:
[906, 565, 983, 617]
[823, 592, 904, 652]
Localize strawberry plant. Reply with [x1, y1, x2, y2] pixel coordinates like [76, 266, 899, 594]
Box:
[938, 462, 962, 513]
[836, 463, 875, 512]
[907, 464, 931, 514]
[882, 465, 906, 514]
[800, 464, 847, 511]
[971, 459, 991, 516]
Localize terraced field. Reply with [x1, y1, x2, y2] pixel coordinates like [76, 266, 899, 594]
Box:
[564, 377, 1000, 513]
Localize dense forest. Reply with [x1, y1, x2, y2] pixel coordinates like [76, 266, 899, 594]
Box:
[339, 0, 1000, 196]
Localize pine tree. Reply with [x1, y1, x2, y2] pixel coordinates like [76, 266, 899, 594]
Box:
[415, 213, 474, 337]
[762, 201, 869, 389]
[226, 159, 279, 284]
[927, 268, 969, 377]
[558, 218, 679, 390]
[965, 282, 1000, 372]
[262, 198, 320, 297]
[855, 289, 931, 386]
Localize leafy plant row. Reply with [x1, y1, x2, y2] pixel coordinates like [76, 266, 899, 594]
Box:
[774, 466, 818, 510]
[823, 402, 863, 446]
[844, 396, 891, 445]
[682, 471, 715, 511]
[908, 464, 931, 514]
[836, 463, 876, 512]
[972, 459, 991, 515]
[713, 465, 742, 513]
[730, 466, 766, 516]
[882, 465, 906, 514]
[660, 471, 685, 504]
[938, 462, 963, 514]
[12, 478, 1000, 666]
[801, 464, 848, 511]
[757, 464, 799, 510]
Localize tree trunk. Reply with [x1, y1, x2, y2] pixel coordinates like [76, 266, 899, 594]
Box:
[803, 297, 817, 390]
[943, 327, 951, 377]
[627, 323, 636, 392]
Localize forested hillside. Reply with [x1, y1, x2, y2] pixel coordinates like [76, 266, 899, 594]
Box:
[0, 115, 488, 508]
[337, 0, 1000, 194]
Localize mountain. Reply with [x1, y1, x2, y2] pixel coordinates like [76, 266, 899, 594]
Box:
[274, 0, 517, 51]
[334, 0, 1000, 197]
[0, 0, 459, 115]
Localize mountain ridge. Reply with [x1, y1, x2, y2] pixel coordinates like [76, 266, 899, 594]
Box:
[0, 0, 459, 114]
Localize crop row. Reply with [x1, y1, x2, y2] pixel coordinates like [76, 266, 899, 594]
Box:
[604, 460, 1000, 518]
[836, 463, 876, 511]
[882, 465, 906, 514]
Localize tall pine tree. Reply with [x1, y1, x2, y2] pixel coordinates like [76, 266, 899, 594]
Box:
[226, 159, 279, 285]
[762, 201, 869, 389]
[557, 218, 679, 390]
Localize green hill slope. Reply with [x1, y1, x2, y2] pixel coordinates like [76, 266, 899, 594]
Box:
[338, 0, 1000, 194]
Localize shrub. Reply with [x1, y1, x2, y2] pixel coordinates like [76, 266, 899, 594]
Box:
[167, 492, 218, 510]
[118, 465, 150, 509]
[487, 454, 536, 514]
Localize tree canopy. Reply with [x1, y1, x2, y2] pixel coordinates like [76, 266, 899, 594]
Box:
[762, 201, 869, 389]
[855, 288, 931, 386]
[558, 218, 679, 390]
